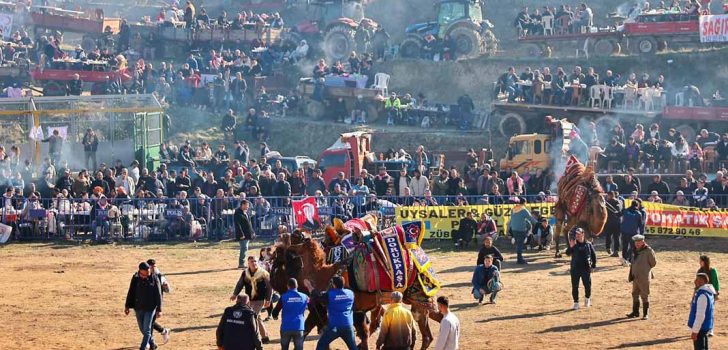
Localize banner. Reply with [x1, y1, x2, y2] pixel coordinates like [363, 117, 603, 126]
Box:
[0, 13, 12, 40]
[395, 204, 553, 240]
[395, 202, 728, 239]
[292, 197, 321, 230]
[699, 14, 728, 43]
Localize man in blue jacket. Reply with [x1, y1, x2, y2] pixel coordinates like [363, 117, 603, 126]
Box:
[280, 278, 309, 350]
[472, 255, 501, 304]
[306, 276, 357, 350]
[620, 201, 645, 266]
[689, 272, 716, 350]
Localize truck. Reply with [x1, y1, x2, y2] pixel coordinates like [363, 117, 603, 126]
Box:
[399, 0, 497, 60]
[297, 77, 385, 121]
[517, 12, 707, 57]
[31, 61, 134, 96]
[30, 5, 121, 52]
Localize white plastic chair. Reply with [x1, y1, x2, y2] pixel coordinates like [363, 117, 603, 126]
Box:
[372, 73, 390, 95]
[542, 16, 555, 35]
[640, 88, 655, 111]
[589, 85, 603, 108]
[576, 38, 589, 58]
[602, 85, 614, 109]
[623, 86, 638, 109]
[675, 91, 685, 106]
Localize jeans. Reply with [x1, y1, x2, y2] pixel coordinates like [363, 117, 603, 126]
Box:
[85, 151, 97, 171]
[506, 85, 522, 102]
[570, 270, 592, 302]
[472, 285, 498, 303]
[239, 239, 249, 267]
[605, 229, 620, 253]
[513, 231, 527, 262]
[693, 330, 709, 350]
[621, 233, 636, 261]
[280, 330, 305, 350]
[134, 308, 156, 350]
[92, 218, 110, 240]
[250, 300, 268, 338]
[315, 326, 357, 350]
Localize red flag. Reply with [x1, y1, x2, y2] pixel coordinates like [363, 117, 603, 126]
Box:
[292, 197, 321, 230]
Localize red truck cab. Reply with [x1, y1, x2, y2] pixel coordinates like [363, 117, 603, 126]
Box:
[318, 131, 374, 186]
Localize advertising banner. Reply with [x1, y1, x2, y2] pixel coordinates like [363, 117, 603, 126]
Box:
[700, 14, 728, 43]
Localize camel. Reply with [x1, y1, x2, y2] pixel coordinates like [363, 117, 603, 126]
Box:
[552, 155, 608, 257]
[269, 231, 440, 350]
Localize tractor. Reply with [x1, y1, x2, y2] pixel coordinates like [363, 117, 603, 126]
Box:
[399, 0, 497, 60]
[281, 0, 377, 61]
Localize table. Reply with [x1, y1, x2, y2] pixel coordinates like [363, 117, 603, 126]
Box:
[324, 74, 368, 89]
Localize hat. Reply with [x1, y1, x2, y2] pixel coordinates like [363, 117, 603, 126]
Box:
[676, 190, 684, 195]
[146, 259, 156, 265]
[138, 262, 150, 270]
[632, 234, 645, 242]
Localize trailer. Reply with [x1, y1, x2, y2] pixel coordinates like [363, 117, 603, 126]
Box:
[517, 12, 707, 57]
[298, 78, 385, 122]
[30, 5, 121, 51]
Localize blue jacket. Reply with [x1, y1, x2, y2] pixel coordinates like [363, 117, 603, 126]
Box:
[326, 288, 355, 328]
[508, 206, 536, 235]
[688, 284, 715, 333]
[280, 289, 308, 332]
[620, 207, 644, 235]
[472, 264, 499, 291]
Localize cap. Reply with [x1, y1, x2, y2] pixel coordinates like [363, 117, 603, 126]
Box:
[632, 234, 645, 242]
[146, 259, 156, 265]
[139, 262, 150, 270]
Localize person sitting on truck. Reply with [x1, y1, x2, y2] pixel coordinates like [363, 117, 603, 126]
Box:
[551, 68, 567, 105]
[572, 3, 593, 33]
[656, 139, 674, 171]
[716, 133, 728, 168]
[601, 137, 625, 171]
[514, 7, 533, 35]
[685, 0, 701, 15]
[602, 70, 619, 87]
[696, 129, 720, 148]
[497, 67, 521, 103]
[385, 92, 402, 126]
[67, 74, 83, 96]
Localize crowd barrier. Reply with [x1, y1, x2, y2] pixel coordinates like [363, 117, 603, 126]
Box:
[1, 193, 727, 243]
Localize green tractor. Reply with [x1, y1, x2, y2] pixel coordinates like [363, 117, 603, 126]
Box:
[399, 0, 497, 60]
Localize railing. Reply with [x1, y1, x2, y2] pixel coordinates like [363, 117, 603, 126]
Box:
[2, 193, 727, 243]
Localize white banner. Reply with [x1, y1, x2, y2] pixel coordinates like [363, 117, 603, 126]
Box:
[699, 14, 728, 43]
[0, 13, 12, 40]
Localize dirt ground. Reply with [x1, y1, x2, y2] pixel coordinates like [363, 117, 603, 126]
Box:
[1, 237, 726, 350]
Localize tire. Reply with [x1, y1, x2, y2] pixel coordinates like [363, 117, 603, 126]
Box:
[43, 81, 66, 96]
[448, 26, 481, 59]
[280, 31, 303, 52]
[498, 112, 526, 138]
[675, 124, 697, 143]
[323, 25, 355, 62]
[634, 37, 658, 55]
[482, 29, 498, 57]
[399, 36, 423, 59]
[305, 99, 326, 119]
[593, 39, 618, 57]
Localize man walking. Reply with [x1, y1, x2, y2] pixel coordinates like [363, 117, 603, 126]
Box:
[376, 291, 417, 350]
[280, 278, 308, 350]
[125, 262, 162, 350]
[216, 294, 264, 350]
[42, 129, 64, 166]
[620, 201, 644, 266]
[82, 128, 99, 171]
[147, 259, 171, 345]
[626, 235, 657, 320]
[508, 202, 536, 264]
[604, 191, 623, 257]
[471, 255, 501, 305]
[689, 272, 716, 350]
[433, 296, 460, 350]
[232, 256, 272, 344]
[234, 199, 255, 268]
[305, 276, 357, 350]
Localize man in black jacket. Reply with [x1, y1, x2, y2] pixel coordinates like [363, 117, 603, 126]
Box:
[67, 73, 83, 96]
[125, 262, 163, 350]
[604, 191, 623, 257]
[82, 128, 99, 171]
[455, 211, 478, 249]
[646, 174, 670, 197]
[234, 199, 255, 268]
[216, 294, 263, 350]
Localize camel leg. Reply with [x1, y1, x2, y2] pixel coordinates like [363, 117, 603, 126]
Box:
[414, 308, 434, 350]
[368, 306, 384, 336]
[304, 303, 327, 337]
[553, 221, 563, 258]
[354, 311, 371, 350]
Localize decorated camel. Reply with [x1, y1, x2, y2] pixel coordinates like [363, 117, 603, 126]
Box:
[553, 155, 609, 257]
[269, 215, 442, 349]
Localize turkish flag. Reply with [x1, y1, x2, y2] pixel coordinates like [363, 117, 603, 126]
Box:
[292, 197, 322, 230]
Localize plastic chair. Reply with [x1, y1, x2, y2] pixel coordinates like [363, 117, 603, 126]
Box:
[372, 73, 390, 95]
[589, 85, 603, 108]
[623, 86, 638, 109]
[576, 38, 589, 58]
[601, 85, 614, 109]
[640, 88, 655, 111]
[542, 16, 555, 35]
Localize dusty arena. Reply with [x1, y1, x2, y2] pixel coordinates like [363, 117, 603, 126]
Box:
[1, 237, 726, 350]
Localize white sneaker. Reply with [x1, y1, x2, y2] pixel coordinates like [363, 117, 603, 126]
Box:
[584, 298, 591, 308]
[162, 328, 170, 344]
[573, 302, 580, 310]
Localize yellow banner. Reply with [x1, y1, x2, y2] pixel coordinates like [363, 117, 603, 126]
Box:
[395, 202, 728, 239]
[395, 204, 554, 240]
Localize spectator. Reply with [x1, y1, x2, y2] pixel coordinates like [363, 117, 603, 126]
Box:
[604, 191, 623, 257]
[673, 190, 691, 206]
[648, 191, 663, 203]
[620, 201, 644, 266]
[694, 181, 709, 208]
[508, 202, 536, 264]
[689, 272, 716, 350]
[472, 254, 501, 305]
[646, 174, 670, 195]
[376, 291, 417, 350]
[82, 129, 99, 171]
[455, 211, 477, 249]
[409, 169, 429, 197]
[626, 235, 657, 320]
[124, 262, 163, 350]
[476, 236, 503, 271]
[532, 217, 553, 251]
[566, 227, 596, 310]
[475, 212, 498, 246]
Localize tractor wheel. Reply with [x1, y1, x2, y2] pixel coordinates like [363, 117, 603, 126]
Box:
[634, 37, 658, 55]
[448, 26, 482, 60]
[305, 99, 326, 119]
[399, 36, 423, 59]
[593, 39, 619, 57]
[43, 81, 66, 96]
[323, 25, 355, 62]
[482, 29, 498, 57]
[81, 35, 96, 52]
[498, 112, 526, 138]
[675, 124, 697, 143]
[280, 31, 303, 53]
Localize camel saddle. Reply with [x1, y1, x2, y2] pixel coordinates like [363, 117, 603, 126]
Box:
[567, 184, 589, 216]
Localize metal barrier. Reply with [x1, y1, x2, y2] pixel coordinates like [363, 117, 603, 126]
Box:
[2, 193, 727, 242]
